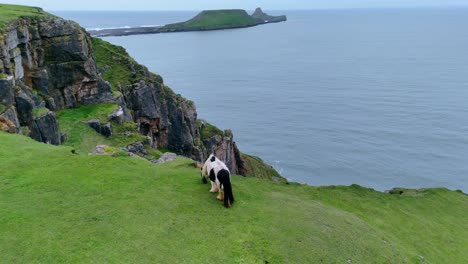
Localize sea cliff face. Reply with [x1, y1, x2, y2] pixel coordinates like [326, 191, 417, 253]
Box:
[0, 17, 114, 144]
[0, 11, 280, 178]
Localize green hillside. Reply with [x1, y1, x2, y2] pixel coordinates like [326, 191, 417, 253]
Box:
[1, 131, 466, 263]
[160, 9, 257, 31]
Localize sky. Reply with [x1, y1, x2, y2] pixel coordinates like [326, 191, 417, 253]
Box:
[2, 0, 468, 11]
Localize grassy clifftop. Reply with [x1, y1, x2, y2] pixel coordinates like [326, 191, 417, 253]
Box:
[0, 4, 54, 31]
[1, 131, 467, 263]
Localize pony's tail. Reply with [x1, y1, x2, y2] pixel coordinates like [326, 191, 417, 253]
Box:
[224, 179, 234, 208]
[219, 169, 234, 208]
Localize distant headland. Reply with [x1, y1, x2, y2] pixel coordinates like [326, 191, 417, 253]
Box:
[88, 8, 287, 37]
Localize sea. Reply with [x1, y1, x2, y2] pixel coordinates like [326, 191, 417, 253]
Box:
[54, 9, 468, 192]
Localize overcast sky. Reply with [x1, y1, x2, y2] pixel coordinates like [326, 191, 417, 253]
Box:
[3, 0, 468, 11]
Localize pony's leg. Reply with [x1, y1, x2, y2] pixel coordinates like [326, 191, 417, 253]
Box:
[209, 181, 218, 193]
[217, 189, 224, 201]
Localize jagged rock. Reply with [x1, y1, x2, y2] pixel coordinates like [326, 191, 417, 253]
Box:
[124, 142, 148, 156]
[202, 129, 240, 174]
[29, 111, 61, 145]
[60, 132, 68, 143]
[122, 80, 197, 156]
[44, 96, 57, 111]
[108, 105, 131, 124]
[91, 145, 110, 155]
[87, 119, 112, 138]
[151, 152, 178, 164]
[0, 76, 15, 106]
[251, 8, 287, 24]
[30, 69, 49, 95]
[2, 17, 113, 110]
[0, 116, 16, 133]
[0, 106, 20, 133]
[15, 89, 35, 126]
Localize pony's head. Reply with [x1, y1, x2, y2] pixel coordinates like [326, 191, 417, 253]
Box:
[201, 168, 207, 184]
[201, 154, 216, 184]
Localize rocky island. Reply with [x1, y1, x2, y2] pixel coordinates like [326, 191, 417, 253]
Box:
[88, 8, 287, 37]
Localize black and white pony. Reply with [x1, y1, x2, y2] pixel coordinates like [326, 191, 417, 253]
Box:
[201, 154, 235, 208]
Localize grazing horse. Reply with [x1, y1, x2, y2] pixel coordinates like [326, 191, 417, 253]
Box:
[201, 154, 235, 208]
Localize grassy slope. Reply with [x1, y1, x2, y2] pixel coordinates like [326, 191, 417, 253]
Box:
[91, 37, 143, 91]
[56, 104, 146, 153]
[1, 132, 466, 263]
[241, 153, 284, 182]
[0, 4, 53, 31]
[162, 10, 257, 31]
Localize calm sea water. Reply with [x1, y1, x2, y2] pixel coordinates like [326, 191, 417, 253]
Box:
[56, 9, 468, 191]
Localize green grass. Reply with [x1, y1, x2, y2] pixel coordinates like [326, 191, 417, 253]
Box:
[0, 4, 54, 32]
[91, 37, 162, 90]
[1, 131, 467, 263]
[0, 104, 5, 114]
[241, 153, 285, 182]
[32, 107, 49, 119]
[161, 10, 258, 31]
[56, 104, 146, 153]
[200, 121, 224, 140]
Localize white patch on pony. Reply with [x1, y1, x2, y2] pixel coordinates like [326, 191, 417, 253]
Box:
[202, 154, 230, 192]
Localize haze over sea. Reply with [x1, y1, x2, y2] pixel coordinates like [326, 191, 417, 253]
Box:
[57, 9, 468, 192]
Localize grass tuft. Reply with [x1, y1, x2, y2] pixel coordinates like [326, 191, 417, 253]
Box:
[32, 107, 49, 119]
[200, 121, 224, 140]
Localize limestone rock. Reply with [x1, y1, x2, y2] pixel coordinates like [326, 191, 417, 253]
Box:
[91, 145, 110, 155]
[15, 89, 35, 126]
[202, 129, 240, 174]
[151, 152, 178, 164]
[0, 77, 15, 106]
[29, 111, 61, 145]
[124, 142, 148, 157]
[0, 106, 20, 133]
[121, 81, 197, 157]
[87, 119, 112, 138]
[0, 116, 16, 133]
[108, 105, 131, 124]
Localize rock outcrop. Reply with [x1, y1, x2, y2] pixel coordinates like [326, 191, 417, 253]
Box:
[87, 119, 112, 138]
[251, 8, 287, 24]
[0, 15, 114, 145]
[30, 110, 61, 145]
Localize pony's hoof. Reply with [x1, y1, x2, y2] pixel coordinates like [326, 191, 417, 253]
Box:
[216, 196, 223, 201]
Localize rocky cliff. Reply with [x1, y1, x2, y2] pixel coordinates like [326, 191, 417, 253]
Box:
[0, 14, 114, 145]
[93, 38, 244, 174]
[0, 5, 281, 179]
